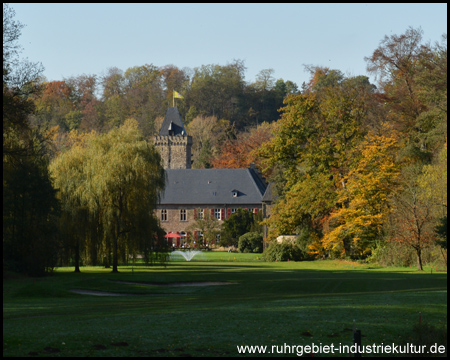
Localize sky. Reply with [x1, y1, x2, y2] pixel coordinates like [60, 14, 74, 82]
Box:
[8, 3, 448, 88]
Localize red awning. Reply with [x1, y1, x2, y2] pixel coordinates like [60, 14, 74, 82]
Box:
[164, 232, 181, 238]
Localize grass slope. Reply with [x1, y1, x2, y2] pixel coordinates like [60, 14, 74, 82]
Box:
[3, 255, 447, 357]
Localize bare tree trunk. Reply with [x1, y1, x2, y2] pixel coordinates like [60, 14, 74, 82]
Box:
[416, 248, 423, 271]
[112, 199, 122, 273]
[74, 238, 81, 273]
[440, 248, 447, 269]
[112, 224, 119, 273]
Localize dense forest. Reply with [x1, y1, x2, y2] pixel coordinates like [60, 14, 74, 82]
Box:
[3, 4, 447, 275]
[25, 58, 297, 168]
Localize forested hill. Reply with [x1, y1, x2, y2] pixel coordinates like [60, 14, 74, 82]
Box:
[28, 61, 298, 136]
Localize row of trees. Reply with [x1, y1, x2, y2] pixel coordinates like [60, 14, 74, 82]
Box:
[258, 28, 447, 270]
[3, 5, 167, 275]
[28, 61, 298, 138]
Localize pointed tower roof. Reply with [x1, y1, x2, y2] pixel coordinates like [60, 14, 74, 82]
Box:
[159, 107, 188, 136]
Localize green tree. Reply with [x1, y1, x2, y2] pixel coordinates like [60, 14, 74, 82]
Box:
[197, 138, 213, 168]
[187, 60, 246, 123]
[255, 68, 276, 91]
[389, 166, 437, 271]
[434, 216, 447, 266]
[122, 64, 165, 136]
[160, 64, 189, 108]
[220, 209, 256, 247]
[238, 232, 263, 253]
[101, 67, 128, 129]
[418, 145, 447, 220]
[47, 131, 93, 271]
[187, 210, 221, 247]
[100, 64, 167, 136]
[418, 145, 447, 265]
[258, 73, 375, 257]
[244, 69, 290, 127]
[186, 115, 235, 169]
[3, 4, 59, 276]
[50, 119, 165, 272]
[4, 150, 60, 275]
[303, 65, 344, 93]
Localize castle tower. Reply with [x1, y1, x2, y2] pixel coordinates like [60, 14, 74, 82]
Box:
[154, 107, 192, 169]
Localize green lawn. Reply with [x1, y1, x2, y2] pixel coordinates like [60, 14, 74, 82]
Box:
[3, 254, 447, 357]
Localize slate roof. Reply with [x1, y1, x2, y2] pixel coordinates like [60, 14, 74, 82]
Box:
[158, 107, 188, 136]
[158, 168, 267, 205]
[262, 182, 274, 203]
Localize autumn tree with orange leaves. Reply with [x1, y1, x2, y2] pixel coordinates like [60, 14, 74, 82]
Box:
[211, 121, 277, 169]
[365, 27, 447, 163]
[32, 81, 76, 131]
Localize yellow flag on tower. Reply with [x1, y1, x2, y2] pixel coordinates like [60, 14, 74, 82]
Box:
[174, 90, 184, 99]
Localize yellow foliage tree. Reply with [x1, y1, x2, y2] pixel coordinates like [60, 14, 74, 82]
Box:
[321, 129, 401, 257]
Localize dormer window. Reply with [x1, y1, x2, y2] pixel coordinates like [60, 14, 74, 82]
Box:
[232, 190, 238, 197]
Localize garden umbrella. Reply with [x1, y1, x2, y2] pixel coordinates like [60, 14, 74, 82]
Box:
[164, 232, 181, 238]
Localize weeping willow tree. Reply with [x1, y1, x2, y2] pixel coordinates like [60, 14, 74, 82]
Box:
[50, 119, 165, 272]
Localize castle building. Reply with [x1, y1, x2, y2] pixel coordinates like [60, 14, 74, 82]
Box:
[154, 107, 192, 169]
[154, 107, 270, 247]
[157, 166, 268, 246]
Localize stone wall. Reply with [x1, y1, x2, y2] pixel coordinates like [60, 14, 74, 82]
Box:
[154, 135, 192, 169]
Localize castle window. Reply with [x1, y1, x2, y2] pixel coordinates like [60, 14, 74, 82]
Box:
[161, 209, 167, 221]
[198, 209, 204, 219]
[180, 209, 187, 221]
[214, 208, 221, 220]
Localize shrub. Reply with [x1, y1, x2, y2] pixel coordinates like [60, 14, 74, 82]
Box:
[263, 240, 304, 262]
[368, 241, 447, 269]
[398, 322, 447, 357]
[221, 209, 256, 247]
[238, 232, 263, 253]
[295, 228, 318, 261]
